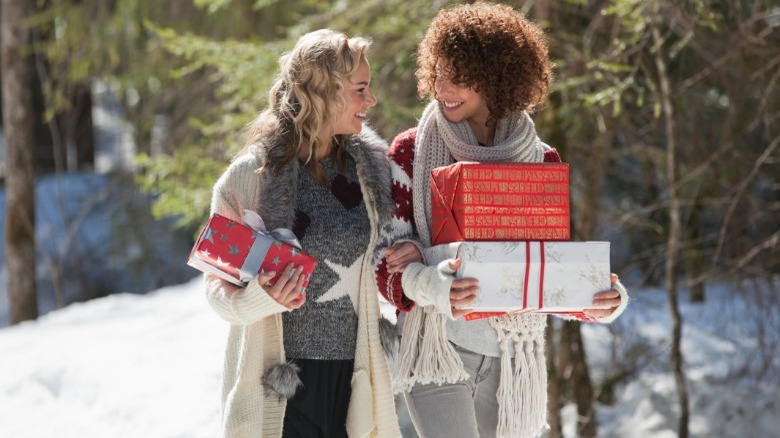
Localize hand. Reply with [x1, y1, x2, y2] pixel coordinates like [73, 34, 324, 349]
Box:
[448, 259, 478, 319]
[384, 242, 423, 273]
[257, 262, 307, 310]
[584, 273, 622, 318]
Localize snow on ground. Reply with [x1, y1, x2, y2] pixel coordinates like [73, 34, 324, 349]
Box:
[0, 274, 778, 438]
[0, 277, 224, 438]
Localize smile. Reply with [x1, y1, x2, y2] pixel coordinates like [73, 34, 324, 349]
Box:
[441, 100, 463, 109]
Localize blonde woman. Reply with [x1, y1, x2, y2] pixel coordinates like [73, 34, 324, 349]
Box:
[205, 29, 413, 437]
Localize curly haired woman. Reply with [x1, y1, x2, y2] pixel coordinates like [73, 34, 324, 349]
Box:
[374, 3, 629, 437]
[205, 29, 416, 437]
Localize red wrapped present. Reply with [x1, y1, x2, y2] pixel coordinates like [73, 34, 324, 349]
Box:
[424, 241, 611, 314]
[430, 162, 570, 245]
[187, 210, 317, 288]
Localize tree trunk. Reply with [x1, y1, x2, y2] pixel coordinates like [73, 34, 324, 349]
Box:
[2, 0, 38, 324]
[686, 199, 705, 302]
[652, 2, 690, 436]
[568, 321, 597, 437]
[63, 81, 95, 171]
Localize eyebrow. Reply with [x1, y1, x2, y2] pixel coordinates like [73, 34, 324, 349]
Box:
[351, 80, 370, 86]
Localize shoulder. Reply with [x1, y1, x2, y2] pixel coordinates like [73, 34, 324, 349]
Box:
[212, 140, 275, 208]
[389, 128, 418, 155]
[543, 147, 563, 163]
[217, 148, 264, 188]
[388, 127, 418, 171]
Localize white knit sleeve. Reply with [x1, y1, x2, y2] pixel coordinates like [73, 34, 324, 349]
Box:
[400, 261, 456, 319]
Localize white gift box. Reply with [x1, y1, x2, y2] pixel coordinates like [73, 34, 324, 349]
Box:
[424, 241, 611, 313]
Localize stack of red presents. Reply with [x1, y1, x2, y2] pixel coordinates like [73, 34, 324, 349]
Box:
[426, 162, 611, 321]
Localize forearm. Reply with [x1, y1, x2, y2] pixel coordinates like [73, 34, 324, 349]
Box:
[204, 274, 289, 325]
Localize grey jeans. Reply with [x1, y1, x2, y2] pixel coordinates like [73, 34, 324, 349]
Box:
[403, 343, 502, 438]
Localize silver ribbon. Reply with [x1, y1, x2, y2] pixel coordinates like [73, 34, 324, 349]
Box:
[238, 209, 303, 283]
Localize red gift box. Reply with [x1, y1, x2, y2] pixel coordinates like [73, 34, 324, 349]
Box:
[430, 162, 570, 245]
[187, 211, 317, 288]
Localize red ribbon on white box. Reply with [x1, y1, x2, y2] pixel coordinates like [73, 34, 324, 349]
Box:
[520, 241, 546, 312]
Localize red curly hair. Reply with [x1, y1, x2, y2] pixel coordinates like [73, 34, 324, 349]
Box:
[416, 2, 552, 126]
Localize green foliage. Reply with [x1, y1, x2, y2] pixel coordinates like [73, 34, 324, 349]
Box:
[135, 146, 228, 230]
[34, 0, 779, 282]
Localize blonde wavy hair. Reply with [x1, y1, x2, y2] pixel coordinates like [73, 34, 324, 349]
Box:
[242, 29, 371, 184]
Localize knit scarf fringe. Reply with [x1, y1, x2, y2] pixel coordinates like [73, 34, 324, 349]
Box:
[394, 306, 470, 393]
[491, 314, 548, 438]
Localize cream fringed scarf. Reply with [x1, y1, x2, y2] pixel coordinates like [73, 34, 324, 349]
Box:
[396, 101, 549, 438]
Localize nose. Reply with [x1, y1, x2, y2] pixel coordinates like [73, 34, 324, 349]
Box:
[365, 89, 377, 107]
[435, 77, 453, 97]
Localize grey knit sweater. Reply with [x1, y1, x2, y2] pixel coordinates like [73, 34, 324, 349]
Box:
[283, 155, 370, 359]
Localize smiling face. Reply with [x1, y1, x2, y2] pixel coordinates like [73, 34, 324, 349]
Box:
[334, 57, 377, 136]
[434, 58, 490, 129]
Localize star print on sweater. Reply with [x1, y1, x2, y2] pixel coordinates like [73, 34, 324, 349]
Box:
[316, 258, 362, 313]
[282, 154, 370, 360]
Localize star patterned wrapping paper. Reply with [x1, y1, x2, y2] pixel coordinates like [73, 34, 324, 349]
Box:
[424, 241, 610, 314]
[187, 213, 317, 288]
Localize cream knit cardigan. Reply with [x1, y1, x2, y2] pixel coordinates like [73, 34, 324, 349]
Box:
[204, 127, 401, 438]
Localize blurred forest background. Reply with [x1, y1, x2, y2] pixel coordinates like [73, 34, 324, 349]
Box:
[1, 0, 778, 437]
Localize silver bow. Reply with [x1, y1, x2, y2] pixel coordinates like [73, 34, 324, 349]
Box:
[238, 209, 303, 283]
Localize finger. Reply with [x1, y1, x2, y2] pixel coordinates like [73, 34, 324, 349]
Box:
[280, 266, 304, 300]
[584, 307, 616, 318]
[451, 287, 479, 302]
[593, 290, 620, 300]
[257, 270, 277, 287]
[452, 278, 479, 289]
[267, 263, 296, 298]
[385, 242, 413, 261]
[451, 293, 478, 308]
[610, 273, 619, 284]
[384, 244, 400, 256]
[448, 258, 462, 272]
[452, 308, 475, 319]
[388, 254, 423, 274]
[287, 292, 307, 310]
[592, 299, 621, 310]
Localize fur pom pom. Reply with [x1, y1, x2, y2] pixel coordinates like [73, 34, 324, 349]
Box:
[379, 316, 399, 360]
[262, 362, 302, 399]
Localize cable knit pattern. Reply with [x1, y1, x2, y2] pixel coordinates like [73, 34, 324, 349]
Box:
[206, 126, 401, 438]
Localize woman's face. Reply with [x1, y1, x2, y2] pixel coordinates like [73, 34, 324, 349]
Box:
[334, 57, 377, 136]
[434, 59, 490, 128]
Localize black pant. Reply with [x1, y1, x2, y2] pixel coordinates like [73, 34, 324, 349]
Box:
[282, 359, 354, 438]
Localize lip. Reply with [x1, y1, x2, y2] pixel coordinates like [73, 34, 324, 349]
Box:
[440, 100, 463, 111]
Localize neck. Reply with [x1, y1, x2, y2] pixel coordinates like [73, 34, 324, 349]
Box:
[298, 140, 333, 161]
[467, 118, 495, 146]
